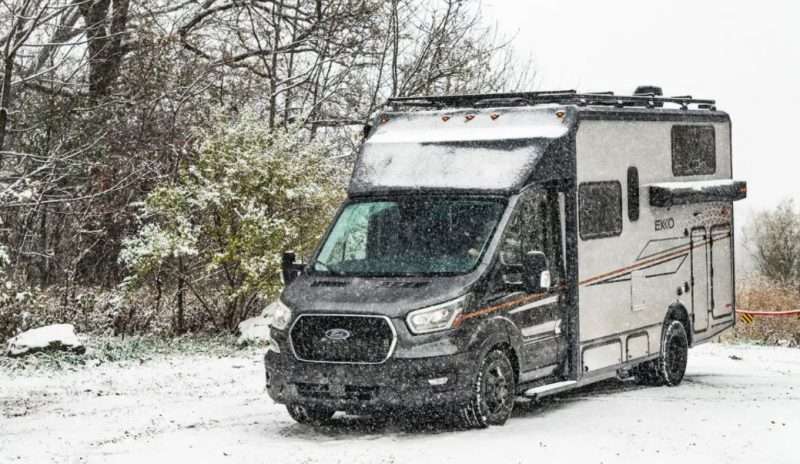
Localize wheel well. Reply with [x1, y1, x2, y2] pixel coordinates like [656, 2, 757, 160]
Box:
[666, 304, 692, 346]
[493, 342, 520, 384]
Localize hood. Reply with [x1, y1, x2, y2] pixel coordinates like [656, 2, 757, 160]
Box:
[281, 272, 480, 319]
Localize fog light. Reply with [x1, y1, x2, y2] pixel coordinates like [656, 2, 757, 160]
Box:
[428, 377, 449, 386]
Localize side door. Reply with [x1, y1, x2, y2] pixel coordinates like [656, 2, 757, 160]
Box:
[690, 227, 711, 334]
[710, 223, 735, 321]
[497, 188, 568, 377]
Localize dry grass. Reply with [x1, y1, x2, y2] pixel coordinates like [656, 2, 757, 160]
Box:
[727, 277, 800, 347]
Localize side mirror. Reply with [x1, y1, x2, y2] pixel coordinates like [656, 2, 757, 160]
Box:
[500, 250, 523, 287]
[281, 251, 305, 285]
[522, 251, 550, 293]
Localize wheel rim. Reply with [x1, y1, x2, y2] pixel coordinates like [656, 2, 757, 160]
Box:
[292, 405, 310, 421]
[666, 333, 687, 380]
[482, 359, 512, 415]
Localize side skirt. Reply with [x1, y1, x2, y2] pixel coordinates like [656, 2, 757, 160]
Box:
[520, 353, 660, 400]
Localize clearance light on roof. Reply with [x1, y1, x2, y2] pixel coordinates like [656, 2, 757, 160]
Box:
[464, 114, 475, 122]
[555, 110, 566, 119]
[490, 113, 500, 120]
[442, 115, 450, 122]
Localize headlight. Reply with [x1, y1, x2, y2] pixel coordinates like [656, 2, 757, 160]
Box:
[267, 299, 292, 331]
[406, 294, 470, 334]
[266, 327, 280, 353]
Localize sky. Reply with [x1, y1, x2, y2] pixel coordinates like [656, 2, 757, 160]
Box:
[482, 0, 800, 216]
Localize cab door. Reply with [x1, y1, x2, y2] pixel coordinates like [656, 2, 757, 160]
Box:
[495, 188, 567, 377]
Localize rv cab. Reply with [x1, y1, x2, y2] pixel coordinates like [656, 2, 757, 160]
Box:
[265, 88, 746, 428]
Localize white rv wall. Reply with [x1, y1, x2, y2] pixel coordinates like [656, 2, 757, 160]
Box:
[575, 117, 733, 375]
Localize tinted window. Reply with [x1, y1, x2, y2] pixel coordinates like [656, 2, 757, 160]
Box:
[579, 182, 622, 240]
[627, 166, 639, 221]
[313, 197, 505, 276]
[499, 189, 565, 283]
[672, 125, 716, 176]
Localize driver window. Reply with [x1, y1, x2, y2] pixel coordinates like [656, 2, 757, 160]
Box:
[499, 189, 565, 286]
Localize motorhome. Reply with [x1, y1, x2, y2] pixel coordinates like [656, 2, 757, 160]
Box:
[264, 88, 747, 428]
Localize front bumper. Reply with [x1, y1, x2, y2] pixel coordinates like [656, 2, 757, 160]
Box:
[264, 349, 477, 412]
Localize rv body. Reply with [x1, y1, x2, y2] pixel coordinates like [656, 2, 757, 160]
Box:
[264, 90, 747, 426]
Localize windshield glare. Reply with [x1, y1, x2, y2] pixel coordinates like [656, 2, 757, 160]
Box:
[313, 197, 506, 276]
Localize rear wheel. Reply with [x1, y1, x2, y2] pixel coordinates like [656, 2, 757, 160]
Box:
[636, 319, 688, 386]
[459, 349, 516, 428]
[286, 404, 335, 425]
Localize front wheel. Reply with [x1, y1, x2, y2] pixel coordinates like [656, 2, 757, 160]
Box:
[458, 349, 516, 428]
[636, 319, 689, 386]
[286, 404, 335, 425]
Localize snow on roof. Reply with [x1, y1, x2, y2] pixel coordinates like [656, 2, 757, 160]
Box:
[648, 179, 736, 191]
[350, 107, 568, 193]
[368, 106, 569, 144]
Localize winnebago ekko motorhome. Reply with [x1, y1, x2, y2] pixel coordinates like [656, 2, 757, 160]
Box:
[264, 87, 747, 428]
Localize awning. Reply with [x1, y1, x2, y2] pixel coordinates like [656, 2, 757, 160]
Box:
[648, 179, 747, 207]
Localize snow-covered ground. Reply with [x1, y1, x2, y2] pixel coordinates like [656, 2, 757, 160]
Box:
[1, 343, 797, 464]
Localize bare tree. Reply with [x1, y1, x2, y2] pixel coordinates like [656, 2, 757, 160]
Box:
[0, 0, 536, 335]
[745, 199, 800, 287]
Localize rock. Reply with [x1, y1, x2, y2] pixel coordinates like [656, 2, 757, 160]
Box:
[6, 324, 85, 357]
[236, 316, 271, 346]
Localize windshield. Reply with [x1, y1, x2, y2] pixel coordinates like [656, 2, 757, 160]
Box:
[313, 197, 506, 276]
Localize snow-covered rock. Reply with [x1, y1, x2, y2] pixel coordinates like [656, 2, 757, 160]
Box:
[5, 324, 85, 357]
[236, 316, 271, 346]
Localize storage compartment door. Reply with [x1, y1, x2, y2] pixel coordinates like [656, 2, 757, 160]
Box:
[582, 340, 622, 374]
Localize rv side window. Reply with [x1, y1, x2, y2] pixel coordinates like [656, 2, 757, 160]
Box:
[578, 182, 622, 240]
[627, 166, 639, 221]
[672, 125, 716, 176]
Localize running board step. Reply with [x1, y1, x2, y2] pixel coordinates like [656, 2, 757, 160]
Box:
[524, 380, 577, 399]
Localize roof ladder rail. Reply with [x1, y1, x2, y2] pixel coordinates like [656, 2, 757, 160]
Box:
[386, 90, 716, 112]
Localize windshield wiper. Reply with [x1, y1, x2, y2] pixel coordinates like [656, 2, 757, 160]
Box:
[313, 260, 343, 275]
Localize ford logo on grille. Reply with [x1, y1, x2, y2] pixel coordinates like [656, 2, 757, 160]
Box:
[324, 328, 351, 341]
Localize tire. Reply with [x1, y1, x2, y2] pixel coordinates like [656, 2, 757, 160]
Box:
[286, 404, 335, 425]
[458, 349, 516, 428]
[636, 319, 689, 386]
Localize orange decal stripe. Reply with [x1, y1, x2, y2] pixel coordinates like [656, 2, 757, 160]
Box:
[579, 238, 712, 286]
[455, 292, 551, 326]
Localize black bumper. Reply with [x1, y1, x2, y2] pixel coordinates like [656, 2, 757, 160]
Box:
[264, 349, 478, 412]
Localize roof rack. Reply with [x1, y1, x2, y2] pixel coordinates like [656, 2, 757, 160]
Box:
[387, 90, 716, 111]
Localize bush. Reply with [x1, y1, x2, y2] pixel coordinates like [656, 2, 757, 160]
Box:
[119, 112, 344, 333]
[0, 245, 45, 342]
[730, 277, 800, 347]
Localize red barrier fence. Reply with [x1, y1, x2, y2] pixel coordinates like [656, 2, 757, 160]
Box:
[736, 308, 800, 324]
[736, 309, 800, 316]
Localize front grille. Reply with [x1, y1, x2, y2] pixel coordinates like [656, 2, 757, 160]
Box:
[290, 315, 396, 364]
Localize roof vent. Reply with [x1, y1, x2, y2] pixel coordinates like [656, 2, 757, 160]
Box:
[633, 85, 663, 97]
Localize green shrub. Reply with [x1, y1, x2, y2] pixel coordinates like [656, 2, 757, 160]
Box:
[120, 112, 344, 332]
